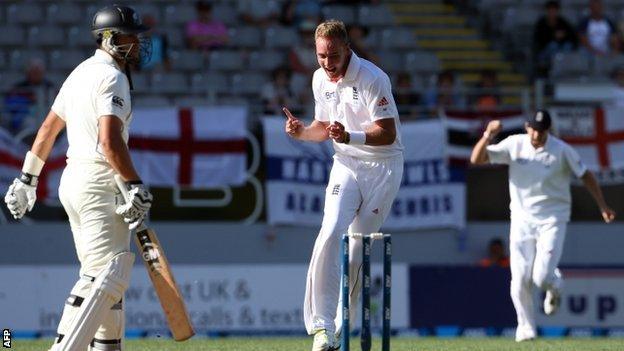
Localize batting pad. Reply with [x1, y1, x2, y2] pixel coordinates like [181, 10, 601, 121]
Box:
[56, 252, 134, 351]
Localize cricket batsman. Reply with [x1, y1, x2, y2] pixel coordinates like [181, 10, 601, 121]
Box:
[283, 20, 404, 351]
[470, 110, 616, 342]
[4, 5, 153, 350]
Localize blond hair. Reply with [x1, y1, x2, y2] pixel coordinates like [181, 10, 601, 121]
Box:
[315, 20, 349, 44]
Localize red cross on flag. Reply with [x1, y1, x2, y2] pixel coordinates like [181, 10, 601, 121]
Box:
[129, 106, 247, 187]
[552, 106, 624, 171]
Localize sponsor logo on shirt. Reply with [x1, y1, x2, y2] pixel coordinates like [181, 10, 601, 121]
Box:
[112, 96, 125, 108]
[377, 97, 389, 107]
[352, 87, 359, 100]
[325, 91, 336, 101]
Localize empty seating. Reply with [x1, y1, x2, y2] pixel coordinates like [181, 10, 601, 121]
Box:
[209, 51, 245, 71]
[0, 26, 25, 46]
[46, 3, 83, 25]
[404, 51, 441, 74]
[229, 27, 263, 49]
[164, 4, 196, 25]
[231, 72, 268, 95]
[7, 3, 43, 25]
[49, 50, 88, 71]
[191, 72, 230, 95]
[358, 5, 394, 27]
[322, 5, 356, 25]
[170, 50, 205, 72]
[550, 52, 591, 79]
[265, 26, 298, 48]
[29, 26, 65, 48]
[151, 73, 188, 94]
[248, 51, 285, 71]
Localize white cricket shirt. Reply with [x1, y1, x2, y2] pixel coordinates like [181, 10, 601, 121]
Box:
[51, 49, 132, 162]
[487, 134, 587, 224]
[312, 52, 403, 159]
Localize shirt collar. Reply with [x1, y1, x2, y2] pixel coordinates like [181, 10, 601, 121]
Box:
[333, 50, 360, 83]
[94, 49, 122, 71]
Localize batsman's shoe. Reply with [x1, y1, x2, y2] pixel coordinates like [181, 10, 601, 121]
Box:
[312, 329, 335, 351]
[544, 289, 561, 316]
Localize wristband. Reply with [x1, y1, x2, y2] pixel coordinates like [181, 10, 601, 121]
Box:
[348, 131, 366, 145]
[22, 151, 45, 176]
[19, 172, 38, 186]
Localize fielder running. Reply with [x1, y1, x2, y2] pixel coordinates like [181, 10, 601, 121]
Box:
[470, 110, 616, 342]
[4, 6, 153, 350]
[283, 20, 403, 351]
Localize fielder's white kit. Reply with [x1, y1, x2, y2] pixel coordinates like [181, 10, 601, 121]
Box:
[487, 134, 587, 340]
[303, 52, 404, 336]
[51, 49, 135, 351]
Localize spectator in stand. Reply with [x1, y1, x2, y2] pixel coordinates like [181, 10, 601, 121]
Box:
[262, 67, 298, 115]
[186, 1, 229, 51]
[347, 24, 379, 64]
[394, 72, 420, 119]
[533, 1, 577, 77]
[474, 69, 501, 111]
[3, 59, 54, 135]
[578, 0, 620, 56]
[479, 238, 510, 268]
[239, 0, 280, 27]
[424, 70, 465, 114]
[140, 14, 170, 71]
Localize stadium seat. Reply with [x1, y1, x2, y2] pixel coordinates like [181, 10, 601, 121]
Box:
[0, 71, 23, 91]
[358, 5, 394, 27]
[265, 26, 298, 48]
[231, 72, 268, 95]
[9, 50, 47, 70]
[550, 52, 591, 79]
[248, 50, 285, 71]
[378, 51, 404, 73]
[381, 28, 417, 49]
[594, 55, 624, 77]
[133, 95, 170, 107]
[130, 73, 150, 94]
[28, 26, 65, 48]
[151, 73, 188, 94]
[133, 4, 161, 22]
[204, 73, 231, 95]
[404, 51, 441, 74]
[229, 27, 263, 49]
[68, 26, 96, 49]
[164, 26, 185, 49]
[175, 96, 211, 107]
[47, 71, 68, 87]
[209, 51, 245, 71]
[213, 4, 237, 25]
[321, 5, 356, 25]
[164, 4, 196, 25]
[49, 50, 88, 71]
[170, 50, 206, 72]
[6, 3, 43, 25]
[0, 26, 25, 46]
[46, 3, 83, 25]
[190, 72, 230, 95]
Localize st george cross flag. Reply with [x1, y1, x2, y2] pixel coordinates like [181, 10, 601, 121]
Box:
[129, 106, 247, 187]
[551, 105, 624, 171]
[0, 127, 66, 202]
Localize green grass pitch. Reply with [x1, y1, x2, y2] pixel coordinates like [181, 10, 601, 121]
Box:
[13, 337, 624, 351]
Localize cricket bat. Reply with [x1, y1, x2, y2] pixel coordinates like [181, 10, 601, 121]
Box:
[114, 175, 195, 341]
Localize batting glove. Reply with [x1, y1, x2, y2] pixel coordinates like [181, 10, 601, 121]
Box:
[4, 174, 38, 219]
[116, 181, 153, 230]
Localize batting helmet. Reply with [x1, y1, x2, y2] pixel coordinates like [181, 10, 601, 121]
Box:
[91, 5, 151, 65]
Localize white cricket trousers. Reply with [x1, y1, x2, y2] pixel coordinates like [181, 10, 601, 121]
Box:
[304, 153, 403, 335]
[55, 160, 131, 350]
[509, 218, 566, 339]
